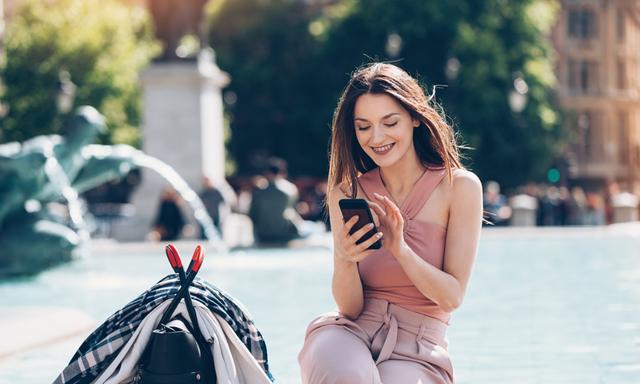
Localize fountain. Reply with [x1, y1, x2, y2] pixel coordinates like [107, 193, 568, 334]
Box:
[0, 106, 224, 277]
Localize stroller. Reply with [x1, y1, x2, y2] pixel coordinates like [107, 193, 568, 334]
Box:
[53, 244, 274, 384]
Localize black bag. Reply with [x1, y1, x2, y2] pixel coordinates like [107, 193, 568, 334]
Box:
[136, 244, 216, 384]
[137, 316, 210, 383]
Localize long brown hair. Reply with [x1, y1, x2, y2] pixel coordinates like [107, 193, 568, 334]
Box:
[328, 63, 463, 197]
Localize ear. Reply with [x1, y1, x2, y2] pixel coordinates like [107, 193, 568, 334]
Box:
[412, 118, 420, 128]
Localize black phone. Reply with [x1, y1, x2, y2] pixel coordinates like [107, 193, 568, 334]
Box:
[338, 198, 382, 250]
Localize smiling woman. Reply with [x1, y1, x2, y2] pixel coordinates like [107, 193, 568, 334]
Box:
[298, 63, 483, 384]
[354, 94, 419, 170]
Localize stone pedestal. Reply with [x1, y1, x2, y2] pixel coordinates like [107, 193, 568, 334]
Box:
[509, 194, 538, 227]
[113, 51, 229, 241]
[611, 192, 639, 223]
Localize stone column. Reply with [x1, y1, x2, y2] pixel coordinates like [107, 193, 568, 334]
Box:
[113, 50, 229, 241]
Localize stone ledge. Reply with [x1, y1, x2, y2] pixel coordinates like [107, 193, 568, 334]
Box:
[0, 307, 95, 359]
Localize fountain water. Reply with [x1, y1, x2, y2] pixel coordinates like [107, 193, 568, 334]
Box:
[80, 144, 225, 251]
[0, 106, 225, 276]
[42, 145, 90, 245]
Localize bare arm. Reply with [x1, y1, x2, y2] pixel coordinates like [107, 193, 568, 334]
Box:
[371, 170, 482, 312]
[327, 185, 382, 319]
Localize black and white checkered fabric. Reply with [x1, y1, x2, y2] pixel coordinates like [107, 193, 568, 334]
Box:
[53, 275, 272, 384]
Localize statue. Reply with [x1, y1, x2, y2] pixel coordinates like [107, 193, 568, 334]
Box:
[147, 0, 209, 61]
[0, 106, 137, 276]
[0, 106, 224, 276]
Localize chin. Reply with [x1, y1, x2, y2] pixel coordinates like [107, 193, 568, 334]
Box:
[369, 153, 402, 169]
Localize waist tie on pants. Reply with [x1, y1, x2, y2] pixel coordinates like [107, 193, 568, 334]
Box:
[364, 299, 448, 364]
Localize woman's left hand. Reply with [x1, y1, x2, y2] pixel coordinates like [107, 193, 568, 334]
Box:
[368, 192, 407, 256]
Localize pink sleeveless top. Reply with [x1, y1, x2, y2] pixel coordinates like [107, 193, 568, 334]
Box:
[357, 166, 450, 324]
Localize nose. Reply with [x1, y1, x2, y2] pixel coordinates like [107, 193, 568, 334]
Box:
[371, 124, 386, 145]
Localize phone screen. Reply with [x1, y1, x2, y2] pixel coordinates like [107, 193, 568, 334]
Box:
[341, 208, 379, 247]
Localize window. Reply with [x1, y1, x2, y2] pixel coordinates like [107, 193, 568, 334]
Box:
[617, 60, 627, 90]
[617, 9, 625, 42]
[576, 110, 606, 161]
[618, 111, 629, 164]
[568, 8, 597, 39]
[576, 112, 592, 160]
[569, 58, 598, 93]
[588, 112, 602, 161]
[568, 59, 577, 90]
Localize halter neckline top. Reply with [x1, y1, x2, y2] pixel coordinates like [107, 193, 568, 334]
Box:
[357, 166, 450, 324]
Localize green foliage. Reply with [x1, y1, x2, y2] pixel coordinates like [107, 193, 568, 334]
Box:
[445, 0, 565, 187]
[0, 0, 160, 146]
[208, 0, 565, 187]
[208, 0, 330, 176]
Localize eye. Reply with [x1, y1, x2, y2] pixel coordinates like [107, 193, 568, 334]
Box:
[384, 121, 398, 127]
[357, 125, 371, 131]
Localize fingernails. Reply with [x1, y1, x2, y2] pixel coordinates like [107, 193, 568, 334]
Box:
[376, 232, 383, 238]
[367, 223, 374, 229]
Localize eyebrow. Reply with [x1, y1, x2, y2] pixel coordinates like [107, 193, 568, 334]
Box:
[354, 112, 400, 123]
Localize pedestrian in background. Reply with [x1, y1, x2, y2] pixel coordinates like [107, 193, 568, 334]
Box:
[149, 186, 185, 241]
[198, 176, 237, 238]
[249, 157, 303, 244]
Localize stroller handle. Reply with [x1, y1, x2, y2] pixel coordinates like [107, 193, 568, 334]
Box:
[188, 245, 204, 274]
[165, 244, 183, 271]
[158, 245, 205, 327]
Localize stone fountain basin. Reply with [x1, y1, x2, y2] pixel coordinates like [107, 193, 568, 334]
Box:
[1, 225, 640, 384]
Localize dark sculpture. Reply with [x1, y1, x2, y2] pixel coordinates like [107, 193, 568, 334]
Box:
[0, 105, 223, 276]
[148, 0, 209, 61]
[0, 106, 137, 276]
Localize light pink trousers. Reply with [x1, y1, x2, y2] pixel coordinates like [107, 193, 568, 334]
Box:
[298, 298, 454, 384]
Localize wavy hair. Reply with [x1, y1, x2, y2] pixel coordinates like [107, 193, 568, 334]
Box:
[328, 63, 463, 197]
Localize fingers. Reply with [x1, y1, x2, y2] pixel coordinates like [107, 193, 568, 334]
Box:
[354, 231, 383, 254]
[374, 193, 394, 210]
[351, 249, 374, 263]
[350, 222, 375, 242]
[341, 215, 359, 236]
[374, 193, 402, 222]
[367, 200, 386, 218]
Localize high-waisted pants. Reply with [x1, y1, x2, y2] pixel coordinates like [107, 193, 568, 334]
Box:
[298, 298, 454, 384]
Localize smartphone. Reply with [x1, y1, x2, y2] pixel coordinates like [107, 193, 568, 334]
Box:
[338, 198, 382, 250]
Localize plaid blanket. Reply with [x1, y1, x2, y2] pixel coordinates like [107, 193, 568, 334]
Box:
[53, 275, 273, 383]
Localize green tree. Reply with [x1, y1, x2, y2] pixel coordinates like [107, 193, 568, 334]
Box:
[208, 0, 330, 176]
[317, 0, 564, 188]
[0, 0, 160, 145]
[446, 0, 564, 187]
[209, 0, 565, 187]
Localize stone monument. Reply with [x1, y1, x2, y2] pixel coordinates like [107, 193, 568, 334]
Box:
[114, 0, 229, 241]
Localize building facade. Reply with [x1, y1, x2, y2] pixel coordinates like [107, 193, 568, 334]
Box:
[554, 0, 640, 191]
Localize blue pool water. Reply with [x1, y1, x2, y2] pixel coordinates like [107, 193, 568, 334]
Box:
[0, 227, 639, 383]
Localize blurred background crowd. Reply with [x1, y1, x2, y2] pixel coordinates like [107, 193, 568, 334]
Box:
[1, 0, 640, 246]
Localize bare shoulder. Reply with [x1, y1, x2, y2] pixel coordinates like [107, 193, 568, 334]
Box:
[327, 182, 350, 205]
[451, 169, 482, 198]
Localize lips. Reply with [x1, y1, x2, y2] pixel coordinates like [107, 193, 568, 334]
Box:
[371, 143, 395, 155]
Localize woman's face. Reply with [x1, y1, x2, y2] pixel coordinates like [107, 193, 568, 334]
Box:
[353, 93, 419, 169]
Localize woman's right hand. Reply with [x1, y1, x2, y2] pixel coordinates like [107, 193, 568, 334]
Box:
[334, 215, 383, 264]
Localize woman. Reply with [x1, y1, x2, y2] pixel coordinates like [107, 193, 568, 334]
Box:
[298, 63, 482, 383]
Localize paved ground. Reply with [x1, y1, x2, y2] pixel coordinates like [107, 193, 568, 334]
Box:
[0, 224, 639, 383]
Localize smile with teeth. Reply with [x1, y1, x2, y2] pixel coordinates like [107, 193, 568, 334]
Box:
[371, 143, 395, 154]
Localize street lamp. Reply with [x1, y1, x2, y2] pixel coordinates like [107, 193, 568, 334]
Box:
[445, 57, 461, 80]
[508, 75, 529, 113]
[385, 33, 402, 58]
[56, 70, 76, 114]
